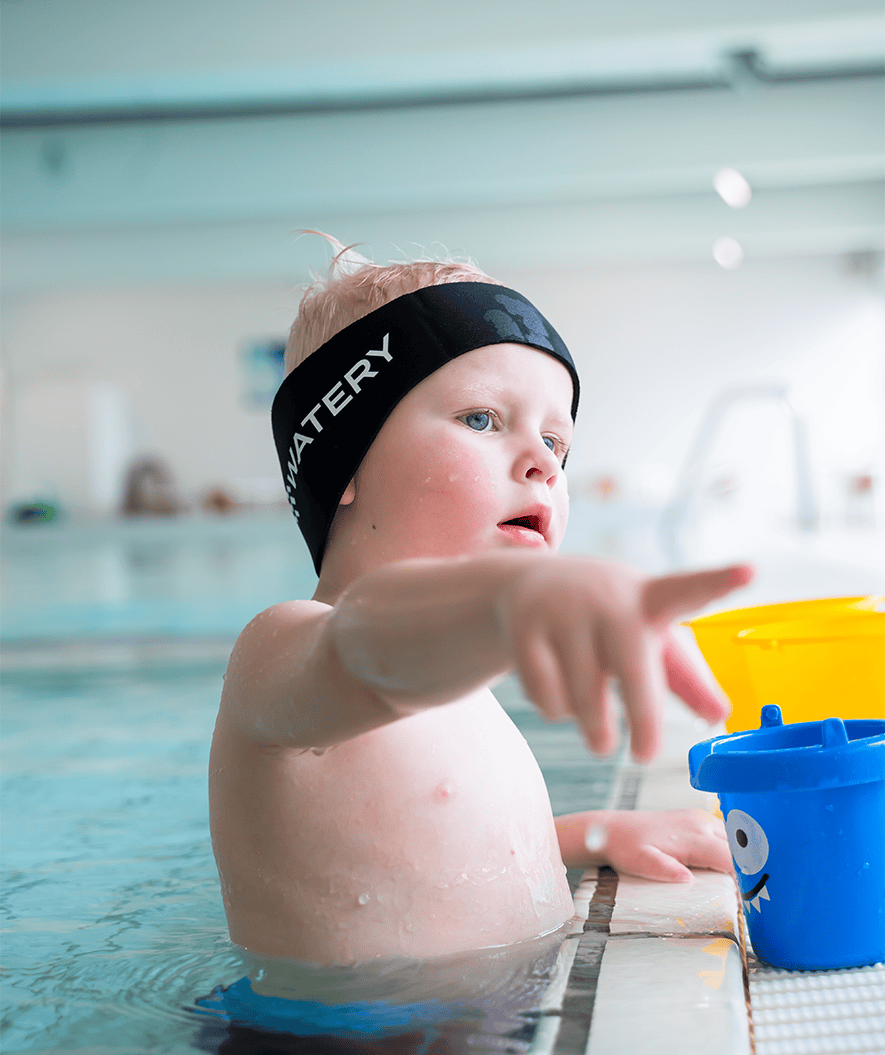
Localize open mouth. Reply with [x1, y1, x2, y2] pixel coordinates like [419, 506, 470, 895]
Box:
[502, 515, 542, 533]
[497, 508, 548, 548]
[741, 873, 770, 912]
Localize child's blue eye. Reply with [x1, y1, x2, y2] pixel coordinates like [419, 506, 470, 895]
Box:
[462, 412, 494, 432]
[544, 435, 570, 466]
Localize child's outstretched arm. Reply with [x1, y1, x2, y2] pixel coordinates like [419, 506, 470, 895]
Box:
[555, 809, 733, 882]
[221, 552, 530, 749]
[221, 552, 750, 752]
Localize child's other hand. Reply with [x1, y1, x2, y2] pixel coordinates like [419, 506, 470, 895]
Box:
[497, 559, 753, 761]
[585, 809, 732, 883]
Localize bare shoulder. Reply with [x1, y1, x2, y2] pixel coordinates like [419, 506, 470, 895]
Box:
[218, 597, 391, 749]
[222, 599, 331, 711]
[227, 599, 331, 680]
[239, 597, 331, 642]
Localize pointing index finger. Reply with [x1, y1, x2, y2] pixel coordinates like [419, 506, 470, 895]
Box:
[642, 564, 753, 626]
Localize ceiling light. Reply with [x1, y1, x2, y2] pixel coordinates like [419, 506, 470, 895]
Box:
[713, 236, 744, 270]
[714, 168, 752, 208]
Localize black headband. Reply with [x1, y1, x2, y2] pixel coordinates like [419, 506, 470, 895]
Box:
[272, 282, 579, 572]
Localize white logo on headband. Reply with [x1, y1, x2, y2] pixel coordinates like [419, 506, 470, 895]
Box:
[284, 334, 392, 519]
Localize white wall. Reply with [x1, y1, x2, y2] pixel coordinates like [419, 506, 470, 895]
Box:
[2, 252, 881, 526]
[0, 284, 297, 512]
[505, 254, 884, 527]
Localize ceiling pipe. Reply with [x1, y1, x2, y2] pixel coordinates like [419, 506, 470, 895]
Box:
[3, 52, 882, 129]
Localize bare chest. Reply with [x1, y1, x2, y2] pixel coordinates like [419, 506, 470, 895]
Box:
[210, 692, 573, 959]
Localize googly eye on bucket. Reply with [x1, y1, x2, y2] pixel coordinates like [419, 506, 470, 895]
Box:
[689, 705, 885, 971]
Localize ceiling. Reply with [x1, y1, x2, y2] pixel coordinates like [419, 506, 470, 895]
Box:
[3, 0, 883, 121]
[1, 0, 882, 287]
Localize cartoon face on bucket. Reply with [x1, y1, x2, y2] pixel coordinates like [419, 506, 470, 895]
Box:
[725, 809, 771, 912]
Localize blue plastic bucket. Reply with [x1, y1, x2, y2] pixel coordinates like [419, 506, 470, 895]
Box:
[689, 705, 885, 970]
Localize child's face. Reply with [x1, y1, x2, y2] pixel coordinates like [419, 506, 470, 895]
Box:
[339, 343, 574, 565]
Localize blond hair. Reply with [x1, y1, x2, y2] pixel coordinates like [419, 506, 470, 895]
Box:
[285, 233, 501, 373]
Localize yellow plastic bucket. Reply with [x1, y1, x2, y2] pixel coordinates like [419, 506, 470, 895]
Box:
[683, 597, 882, 731]
[737, 614, 885, 726]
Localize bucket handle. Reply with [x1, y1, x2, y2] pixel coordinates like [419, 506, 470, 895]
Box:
[760, 705, 784, 728]
[822, 717, 850, 747]
[762, 706, 850, 746]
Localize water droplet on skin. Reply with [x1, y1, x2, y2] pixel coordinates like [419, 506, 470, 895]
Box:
[585, 824, 608, 853]
[358, 893, 370, 906]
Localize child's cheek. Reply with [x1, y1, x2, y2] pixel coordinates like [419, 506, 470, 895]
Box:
[419, 442, 497, 532]
[440, 443, 495, 498]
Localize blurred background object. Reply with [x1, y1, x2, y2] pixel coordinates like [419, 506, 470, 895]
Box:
[200, 486, 240, 515]
[7, 500, 61, 525]
[120, 456, 183, 517]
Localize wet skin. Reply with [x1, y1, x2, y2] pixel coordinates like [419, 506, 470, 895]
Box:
[210, 346, 576, 963]
[209, 343, 743, 963]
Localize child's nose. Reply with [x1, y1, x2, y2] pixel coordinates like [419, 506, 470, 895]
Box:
[519, 442, 560, 487]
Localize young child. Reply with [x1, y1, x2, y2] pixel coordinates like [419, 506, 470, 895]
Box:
[208, 242, 748, 973]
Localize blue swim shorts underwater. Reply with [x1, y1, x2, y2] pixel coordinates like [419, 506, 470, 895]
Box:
[193, 976, 455, 1038]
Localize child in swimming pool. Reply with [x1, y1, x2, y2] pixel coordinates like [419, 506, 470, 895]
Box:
[208, 240, 748, 968]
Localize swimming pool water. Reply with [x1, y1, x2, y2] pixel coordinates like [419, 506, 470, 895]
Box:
[1, 514, 624, 1051]
[0, 503, 664, 643]
[1, 655, 619, 1052]
[2, 660, 231, 1052]
[1, 513, 319, 641]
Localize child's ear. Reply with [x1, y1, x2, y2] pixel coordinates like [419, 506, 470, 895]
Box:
[340, 479, 356, 506]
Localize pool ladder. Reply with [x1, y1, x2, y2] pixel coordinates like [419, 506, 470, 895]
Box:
[658, 383, 818, 566]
